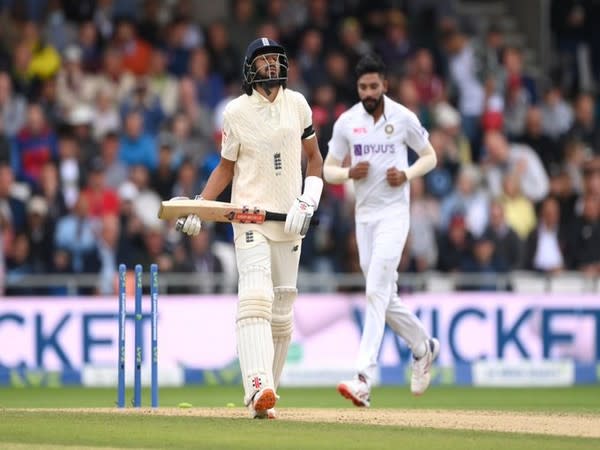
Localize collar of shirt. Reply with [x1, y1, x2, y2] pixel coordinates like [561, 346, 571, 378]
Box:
[360, 94, 392, 120]
[249, 86, 284, 106]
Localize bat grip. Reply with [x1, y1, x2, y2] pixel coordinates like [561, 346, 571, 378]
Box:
[265, 212, 320, 226]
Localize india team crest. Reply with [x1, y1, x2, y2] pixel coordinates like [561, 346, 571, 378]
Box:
[384, 124, 394, 135]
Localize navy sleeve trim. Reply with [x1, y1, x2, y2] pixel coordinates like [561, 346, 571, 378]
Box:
[301, 124, 315, 140]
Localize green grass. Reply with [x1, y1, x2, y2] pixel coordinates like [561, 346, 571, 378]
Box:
[0, 386, 599, 449]
[1, 385, 599, 412]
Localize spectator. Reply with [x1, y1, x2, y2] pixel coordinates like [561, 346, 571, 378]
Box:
[375, 9, 412, 76]
[323, 50, 356, 107]
[120, 78, 165, 134]
[54, 194, 99, 276]
[473, 24, 505, 87]
[499, 47, 538, 105]
[118, 111, 158, 170]
[94, 47, 136, 105]
[111, 17, 152, 77]
[146, 48, 180, 118]
[296, 27, 327, 88]
[188, 227, 225, 294]
[91, 87, 120, 141]
[163, 18, 192, 78]
[482, 130, 549, 203]
[151, 143, 177, 200]
[548, 168, 578, 228]
[524, 196, 568, 274]
[0, 162, 26, 230]
[171, 158, 201, 199]
[337, 17, 371, 69]
[440, 164, 489, 237]
[0, 71, 26, 136]
[567, 192, 600, 274]
[4, 232, 33, 295]
[441, 26, 485, 149]
[459, 231, 508, 291]
[15, 103, 58, 189]
[437, 213, 473, 272]
[424, 128, 459, 199]
[77, 20, 104, 73]
[432, 102, 472, 164]
[20, 20, 61, 81]
[96, 213, 124, 295]
[500, 172, 537, 240]
[483, 199, 523, 270]
[187, 47, 225, 111]
[26, 195, 55, 275]
[206, 20, 240, 84]
[34, 160, 68, 221]
[80, 157, 120, 220]
[68, 103, 100, 167]
[540, 84, 574, 141]
[55, 45, 97, 115]
[566, 92, 600, 154]
[409, 176, 439, 272]
[226, 0, 259, 59]
[518, 106, 562, 172]
[409, 48, 444, 108]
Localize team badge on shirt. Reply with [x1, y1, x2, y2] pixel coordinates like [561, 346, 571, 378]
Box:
[384, 124, 394, 135]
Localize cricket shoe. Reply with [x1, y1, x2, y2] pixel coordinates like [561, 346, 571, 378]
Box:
[337, 375, 370, 407]
[248, 388, 277, 419]
[253, 408, 277, 420]
[411, 338, 440, 396]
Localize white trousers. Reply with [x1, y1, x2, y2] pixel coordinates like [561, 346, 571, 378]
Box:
[234, 231, 301, 402]
[355, 214, 429, 384]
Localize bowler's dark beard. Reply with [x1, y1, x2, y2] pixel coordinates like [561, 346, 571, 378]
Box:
[361, 95, 383, 114]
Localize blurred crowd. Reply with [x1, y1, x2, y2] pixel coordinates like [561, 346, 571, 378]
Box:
[0, 0, 599, 296]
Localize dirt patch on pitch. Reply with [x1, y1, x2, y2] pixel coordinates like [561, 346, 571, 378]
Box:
[14, 408, 600, 438]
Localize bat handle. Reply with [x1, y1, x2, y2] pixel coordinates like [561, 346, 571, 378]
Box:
[265, 212, 320, 226]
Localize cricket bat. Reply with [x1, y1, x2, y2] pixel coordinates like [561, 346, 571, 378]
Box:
[157, 199, 319, 226]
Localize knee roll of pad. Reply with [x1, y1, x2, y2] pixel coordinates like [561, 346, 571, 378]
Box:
[238, 265, 273, 321]
[271, 287, 296, 337]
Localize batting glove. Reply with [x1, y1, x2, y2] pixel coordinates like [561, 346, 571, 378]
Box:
[172, 196, 202, 236]
[284, 194, 314, 236]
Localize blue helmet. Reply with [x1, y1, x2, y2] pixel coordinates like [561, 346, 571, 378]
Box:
[242, 37, 288, 95]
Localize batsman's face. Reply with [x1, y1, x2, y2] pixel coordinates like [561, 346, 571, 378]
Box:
[254, 53, 280, 79]
[357, 73, 386, 114]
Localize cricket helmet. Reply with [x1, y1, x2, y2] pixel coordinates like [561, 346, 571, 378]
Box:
[242, 37, 288, 94]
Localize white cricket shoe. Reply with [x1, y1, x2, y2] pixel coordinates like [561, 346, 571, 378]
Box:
[248, 388, 278, 419]
[411, 338, 440, 396]
[337, 376, 371, 407]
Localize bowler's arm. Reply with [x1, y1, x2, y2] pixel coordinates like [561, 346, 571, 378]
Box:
[199, 157, 235, 200]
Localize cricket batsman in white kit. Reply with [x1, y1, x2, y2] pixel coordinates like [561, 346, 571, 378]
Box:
[324, 53, 439, 407]
[176, 38, 323, 418]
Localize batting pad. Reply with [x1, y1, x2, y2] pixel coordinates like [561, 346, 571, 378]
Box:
[237, 317, 275, 406]
[272, 287, 296, 388]
[237, 265, 273, 321]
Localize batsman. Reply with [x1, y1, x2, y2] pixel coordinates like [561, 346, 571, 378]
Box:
[175, 37, 323, 418]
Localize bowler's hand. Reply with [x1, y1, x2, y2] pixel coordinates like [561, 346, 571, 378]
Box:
[171, 196, 202, 236]
[349, 161, 370, 180]
[285, 195, 314, 236]
[386, 167, 408, 187]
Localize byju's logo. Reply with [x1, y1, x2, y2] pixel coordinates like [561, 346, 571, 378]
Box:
[354, 143, 396, 156]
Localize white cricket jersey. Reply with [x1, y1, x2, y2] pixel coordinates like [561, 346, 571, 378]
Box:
[327, 96, 430, 222]
[221, 87, 315, 241]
